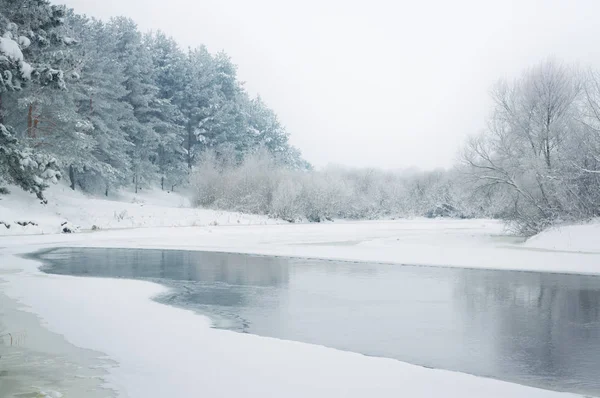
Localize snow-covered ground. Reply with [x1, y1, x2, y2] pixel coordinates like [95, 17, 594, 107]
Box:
[524, 219, 600, 253]
[0, 183, 280, 236]
[1, 216, 597, 275]
[1, 185, 599, 397]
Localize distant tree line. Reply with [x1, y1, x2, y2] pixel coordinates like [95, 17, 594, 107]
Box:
[0, 0, 306, 200]
[192, 60, 600, 234]
[191, 149, 485, 223]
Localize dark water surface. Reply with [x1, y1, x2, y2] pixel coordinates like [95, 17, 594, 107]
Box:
[36, 248, 600, 396]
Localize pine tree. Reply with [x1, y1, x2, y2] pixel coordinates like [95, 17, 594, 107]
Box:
[109, 17, 160, 193]
[66, 17, 132, 194]
[0, 0, 67, 200]
[146, 32, 187, 190]
[173, 46, 221, 169]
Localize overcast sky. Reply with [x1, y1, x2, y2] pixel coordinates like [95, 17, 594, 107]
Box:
[58, 0, 599, 170]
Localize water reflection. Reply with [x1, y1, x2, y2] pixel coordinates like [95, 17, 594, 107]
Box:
[37, 248, 600, 396]
[41, 248, 290, 287]
[455, 271, 600, 392]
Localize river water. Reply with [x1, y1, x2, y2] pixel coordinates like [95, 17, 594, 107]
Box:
[36, 247, 600, 396]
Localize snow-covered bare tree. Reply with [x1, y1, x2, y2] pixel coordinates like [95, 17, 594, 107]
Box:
[462, 60, 600, 234]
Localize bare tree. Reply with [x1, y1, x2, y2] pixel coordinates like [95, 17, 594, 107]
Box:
[463, 60, 590, 234]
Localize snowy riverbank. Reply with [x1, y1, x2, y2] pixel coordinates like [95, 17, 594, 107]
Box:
[524, 220, 600, 253]
[1, 217, 598, 275]
[1, 186, 599, 397]
[1, 183, 599, 273]
[0, 184, 280, 236]
[2, 183, 598, 260]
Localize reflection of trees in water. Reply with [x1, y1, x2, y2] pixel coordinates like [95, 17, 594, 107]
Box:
[44, 248, 290, 287]
[454, 270, 600, 391]
[162, 250, 291, 287]
[289, 258, 383, 278]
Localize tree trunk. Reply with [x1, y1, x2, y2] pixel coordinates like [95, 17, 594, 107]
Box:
[105, 185, 109, 197]
[187, 121, 193, 169]
[27, 104, 34, 138]
[0, 93, 4, 125]
[161, 176, 164, 191]
[69, 164, 76, 190]
[544, 115, 552, 169]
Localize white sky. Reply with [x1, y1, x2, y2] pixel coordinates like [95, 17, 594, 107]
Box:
[59, 0, 600, 170]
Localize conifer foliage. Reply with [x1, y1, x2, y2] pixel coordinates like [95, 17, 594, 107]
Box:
[0, 1, 305, 199]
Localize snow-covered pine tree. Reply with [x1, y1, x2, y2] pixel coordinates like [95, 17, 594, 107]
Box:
[1, 9, 92, 192]
[146, 32, 187, 190]
[199, 52, 249, 157]
[56, 17, 132, 195]
[0, 0, 67, 201]
[173, 46, 222, 169]
[109, 17, 160, 193]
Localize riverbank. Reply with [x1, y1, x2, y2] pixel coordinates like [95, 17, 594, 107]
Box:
[0, 265, 114, 397]
[1, 183, 599, 272]
[0, 183, 280, 236]
[524, 220, 600, 253]
[0, 217, 598, 275]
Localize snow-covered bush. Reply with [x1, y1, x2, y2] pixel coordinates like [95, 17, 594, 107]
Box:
[271, 178, 304, 222]
[190, 150, 477, 221]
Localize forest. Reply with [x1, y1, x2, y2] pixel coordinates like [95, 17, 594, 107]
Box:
[1, 0, 599, 235]
[0, 0, 306, 196]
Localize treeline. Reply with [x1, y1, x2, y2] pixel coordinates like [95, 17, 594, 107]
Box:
[191, 149, 489, 223]
[0, 0, 306, 200]
[192, 60, 600, 234]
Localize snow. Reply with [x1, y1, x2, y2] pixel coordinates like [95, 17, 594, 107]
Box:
[17, 36, 31, 49]
[18, 154, 37, 169]
[524, 219, 600, 253]
[0, 185, 598, 396]
[20, 60, 33, 80]
[0, 36, 24, 61]
[40, 168, 60, 183]
[0, 182, 281, 235]
[62, 37, 77, 45]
